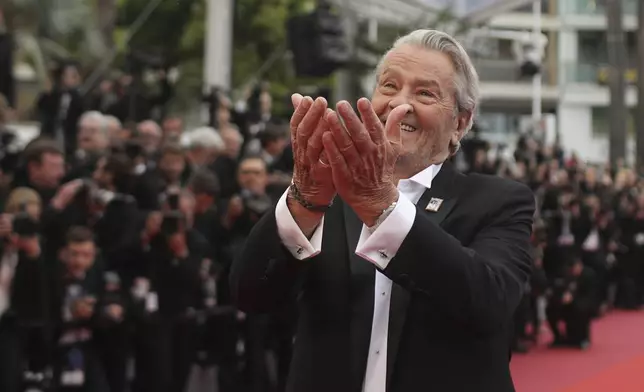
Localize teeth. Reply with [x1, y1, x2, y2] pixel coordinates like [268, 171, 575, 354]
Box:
[400, 123, 417, 133]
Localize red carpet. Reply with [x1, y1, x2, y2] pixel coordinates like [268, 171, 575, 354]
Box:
[510, 310, 644, 392]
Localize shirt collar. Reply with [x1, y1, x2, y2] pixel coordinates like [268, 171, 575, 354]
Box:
[405, 163, 442, 190]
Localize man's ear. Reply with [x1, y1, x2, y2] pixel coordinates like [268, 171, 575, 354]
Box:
[453, 110, 472, 144]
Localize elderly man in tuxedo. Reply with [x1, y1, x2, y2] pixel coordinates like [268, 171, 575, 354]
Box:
[231, 29, 535, 392]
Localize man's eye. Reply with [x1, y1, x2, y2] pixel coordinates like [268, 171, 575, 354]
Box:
[383, 83, 396, 89]
[419, 90, 434, 97]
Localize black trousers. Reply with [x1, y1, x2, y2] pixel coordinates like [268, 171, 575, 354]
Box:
[205, 311, 241, 392]
[547, 303, 591, 344]
[95, 324, 130, 392]
[55, 342, 110, 392]
[132, 317, 197, 392]
[0, 316, 20, 392]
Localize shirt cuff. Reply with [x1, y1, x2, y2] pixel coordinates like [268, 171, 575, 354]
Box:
[275, 189, 324, 260]
[355, 191, 416, 269]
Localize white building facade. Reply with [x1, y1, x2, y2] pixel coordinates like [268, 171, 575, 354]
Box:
[477, 0, 639, 163]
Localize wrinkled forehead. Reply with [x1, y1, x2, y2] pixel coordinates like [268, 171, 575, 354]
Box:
[377, 45, 457, 87]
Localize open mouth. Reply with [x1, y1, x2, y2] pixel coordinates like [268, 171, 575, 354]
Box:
[400, 123, 417, 133]
[380, 118, 418, 133]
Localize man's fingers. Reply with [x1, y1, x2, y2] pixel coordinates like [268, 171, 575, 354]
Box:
[336, 101, 372, 153]
[322, 132, 351, 182]
[384, 104, 412, 149]
[291, 93, 304, 109]
[290, 96, 314, 142]
[307, 108, 333, 165]
[326, 110, 361, 166]
[357, 98, 384, 145]
[319, 151, 330, 166]
[296, 97, 328, 152]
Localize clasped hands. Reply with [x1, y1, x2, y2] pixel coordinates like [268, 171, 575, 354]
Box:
[290, 93, 411, 227]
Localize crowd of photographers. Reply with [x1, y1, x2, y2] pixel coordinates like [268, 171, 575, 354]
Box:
[463, 136, 644, 353]
[0, 61, 643, 392]
[0, 63, 294, 392]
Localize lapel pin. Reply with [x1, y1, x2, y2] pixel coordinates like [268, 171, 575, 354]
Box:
[426, 198, 443, 212]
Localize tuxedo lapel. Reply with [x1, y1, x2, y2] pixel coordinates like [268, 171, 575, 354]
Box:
[343, 201, 376, 391]
[386, 162, 464, 390]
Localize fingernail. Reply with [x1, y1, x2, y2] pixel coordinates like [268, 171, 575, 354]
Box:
[302, 96, 313, 108]
[337, 101, 350, 113]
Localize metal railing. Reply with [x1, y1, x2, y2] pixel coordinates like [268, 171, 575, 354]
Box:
[560, 0, 637, 15]
[471, 57, 550, 83]
[560, 62, 639, 85]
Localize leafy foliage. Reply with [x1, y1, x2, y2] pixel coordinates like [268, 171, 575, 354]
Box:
[113, 0, 331, 118]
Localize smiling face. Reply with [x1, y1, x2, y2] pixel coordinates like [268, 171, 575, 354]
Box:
[372, 44, 471, 179]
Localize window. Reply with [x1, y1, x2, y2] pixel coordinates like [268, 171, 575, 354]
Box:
[515, 0, 549, 13]
[578, 32, 607, 64]
[578, 32, 637, 66]
[592, 107, 637, 136]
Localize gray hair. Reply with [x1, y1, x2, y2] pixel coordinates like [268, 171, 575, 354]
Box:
[377, 29, 480, 153]
[78, 111, 108, 136]
[220, 124, 244, 143]
[137, 120, 162, 136]
[182, 126, 225, 151]
[104, 115, 122, 129]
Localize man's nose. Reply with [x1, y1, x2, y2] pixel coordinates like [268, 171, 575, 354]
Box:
[388, 94, 411, 109]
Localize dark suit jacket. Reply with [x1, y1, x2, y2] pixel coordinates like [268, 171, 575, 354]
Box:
[230, 162, 535, 392]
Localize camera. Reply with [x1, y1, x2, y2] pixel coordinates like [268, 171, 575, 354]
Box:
[77, 178, 132, 208]
[161, 211, 182, 236]
[167, 193, 179, 210]
[13, 203, 38, 237]
[159, 190, 183, 236]
[125, 141, 144, 161]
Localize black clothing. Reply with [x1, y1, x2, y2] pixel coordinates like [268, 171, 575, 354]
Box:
[231, 163, 535, 392]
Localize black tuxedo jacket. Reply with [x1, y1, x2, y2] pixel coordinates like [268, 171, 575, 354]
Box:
[230, 163, 535, 392]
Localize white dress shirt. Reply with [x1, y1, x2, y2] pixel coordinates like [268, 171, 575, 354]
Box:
[0, 251, 19, 318]
[275, 164, 441, 392]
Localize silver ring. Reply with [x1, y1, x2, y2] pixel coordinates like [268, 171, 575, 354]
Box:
[318, 158, 330, 167]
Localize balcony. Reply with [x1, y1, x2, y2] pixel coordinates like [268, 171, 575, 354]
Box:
[561, 62, 638, 85]
[559, 62, 639, 106]
[472, 58, 551, 83]
[471, 58, 559, 106]
[560, 0, 637, 15]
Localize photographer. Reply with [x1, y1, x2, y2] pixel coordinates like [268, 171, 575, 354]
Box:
[0, 188, 44, 392]
[43, 152, 140, 282]
[131, 190, 208, 392]
[52, 227, 110, 391]
[546, 257, 597, 349]
[222, 157, 272, 250]
[122, 140, 161, 212]
[11, 139, 66, 206]
[154, 143, 189, 190]
[35, 62, 85, 158]
[222, 156, 294, 392]
[613, 194, 644, 309]
[11, 224, 111, 391]
[89, 153, 140, 278]
[188, 169, 240, 391]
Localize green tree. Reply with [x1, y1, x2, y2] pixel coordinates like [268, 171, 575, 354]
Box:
[116, 0, 330, 116]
